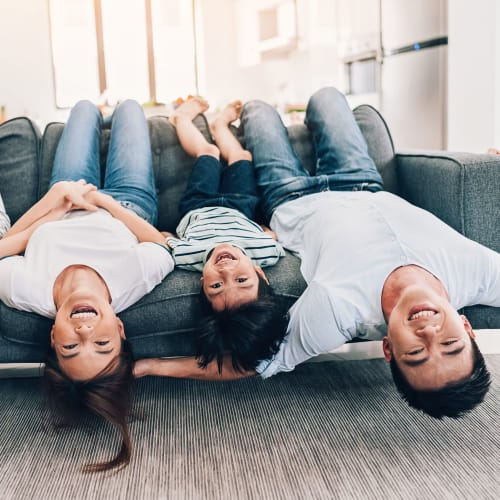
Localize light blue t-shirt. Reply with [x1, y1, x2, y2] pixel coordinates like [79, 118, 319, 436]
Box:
[257, 191, 500, 378]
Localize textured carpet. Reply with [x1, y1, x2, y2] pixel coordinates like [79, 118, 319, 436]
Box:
[0, 356, 499, 500]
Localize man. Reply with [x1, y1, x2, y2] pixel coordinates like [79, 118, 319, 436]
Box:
[135, 88, 499, 419]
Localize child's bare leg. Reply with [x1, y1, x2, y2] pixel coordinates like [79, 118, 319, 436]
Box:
[170, 98, 219, 159]
[210, 101, 252, 165]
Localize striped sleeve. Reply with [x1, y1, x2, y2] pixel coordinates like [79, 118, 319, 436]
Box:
[242, 235, 285, 268]
[167, 237, 208, 271]
[0, 195, 11, 238]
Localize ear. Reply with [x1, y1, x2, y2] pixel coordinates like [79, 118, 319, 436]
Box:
[200, 276, 204, 284]
[382, 337, 392, 362]
[50, 325, 55, 347]
[255, 266, 269, 284]
[117, 317, 126, 340]
[460, 314, 476, 339]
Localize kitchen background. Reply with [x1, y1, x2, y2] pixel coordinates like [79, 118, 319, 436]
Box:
[0, 0, 499, 153]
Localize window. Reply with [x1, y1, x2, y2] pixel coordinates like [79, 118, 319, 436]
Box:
[49, 0, 201, 108]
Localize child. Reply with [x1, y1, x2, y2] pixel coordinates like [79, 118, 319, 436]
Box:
[163, 98, 287, 373]
[166, 98, 285, 313]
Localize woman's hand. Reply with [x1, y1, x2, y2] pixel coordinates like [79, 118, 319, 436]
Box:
[50, 179, 98, 212]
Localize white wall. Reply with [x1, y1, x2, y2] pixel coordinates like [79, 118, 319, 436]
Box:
[448, 0, 500, 152]
[0, 0, 68, 129]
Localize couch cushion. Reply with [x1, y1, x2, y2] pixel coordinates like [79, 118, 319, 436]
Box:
[0, 249, 305, 362]
[0, 118, 41, 223]
[353, 105, 399, 194]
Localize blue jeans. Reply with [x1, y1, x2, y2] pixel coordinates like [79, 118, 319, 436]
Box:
[179, 155, 259, 220]
[241, 87, 384, 220]
[50, 100, 158, 225]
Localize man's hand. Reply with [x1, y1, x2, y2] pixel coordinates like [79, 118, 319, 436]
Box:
[260, 224, 278, 241]
[133, 358, 153, 378]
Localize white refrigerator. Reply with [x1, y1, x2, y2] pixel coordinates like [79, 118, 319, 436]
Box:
[379, 0, 448, 150]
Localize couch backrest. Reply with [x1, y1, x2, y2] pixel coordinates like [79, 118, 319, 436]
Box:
[0, 117, 41, 223]
[17, 104, 397, 231]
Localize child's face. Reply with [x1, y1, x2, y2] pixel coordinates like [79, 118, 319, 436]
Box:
[201, 243, 266, 312]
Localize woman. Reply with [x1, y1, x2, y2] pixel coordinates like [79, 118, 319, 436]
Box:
[0, 100, 173, 471]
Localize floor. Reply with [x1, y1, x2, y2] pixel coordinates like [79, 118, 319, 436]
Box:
[1, 329, 499, 379]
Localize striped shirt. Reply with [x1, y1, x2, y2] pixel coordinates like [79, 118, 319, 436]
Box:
[167, 206, 285, 271]
[0, 194, 10, 238]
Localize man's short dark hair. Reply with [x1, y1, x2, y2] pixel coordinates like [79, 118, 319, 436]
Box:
[196, 276, 288, 373]
[389, 338, 491, 418]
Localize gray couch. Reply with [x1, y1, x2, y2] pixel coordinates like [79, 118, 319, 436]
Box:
[0, 105, 499, 363]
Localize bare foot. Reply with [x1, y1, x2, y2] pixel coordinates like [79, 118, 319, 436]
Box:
[169, 97, 209, 126]
[210, 100, 243, 133]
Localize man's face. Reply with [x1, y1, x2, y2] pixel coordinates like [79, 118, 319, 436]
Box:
[201, 243, 267, 312]
[383, 285, 476, 390]
[51, 294, 125, 381]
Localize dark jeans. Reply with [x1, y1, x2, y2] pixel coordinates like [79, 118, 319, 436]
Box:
[179, 155, 260, 220]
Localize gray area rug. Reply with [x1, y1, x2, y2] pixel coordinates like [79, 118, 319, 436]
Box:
[0, 356, 499, 500]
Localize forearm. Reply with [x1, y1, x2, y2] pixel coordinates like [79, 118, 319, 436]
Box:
[5, 181, 96, 238]
[0, 229, 32, 258]
[90, 192, 165, 244]
[5, 187, 61, 237]
[134, 356, 256, 381]
[0, 201, 72, 258]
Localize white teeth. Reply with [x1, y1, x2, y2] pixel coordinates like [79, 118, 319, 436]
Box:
[71, 311, 97, 319]
[409, 310, 436, 321]
[216, 253, 234, 263]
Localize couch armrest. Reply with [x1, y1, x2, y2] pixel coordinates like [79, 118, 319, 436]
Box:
[396, 151, 500, 253]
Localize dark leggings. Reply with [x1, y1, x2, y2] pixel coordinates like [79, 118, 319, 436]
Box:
[179, 155, 260, 220]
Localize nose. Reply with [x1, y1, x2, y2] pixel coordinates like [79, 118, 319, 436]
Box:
[415, 323, 441, 337]
[75, 323, 95, 335]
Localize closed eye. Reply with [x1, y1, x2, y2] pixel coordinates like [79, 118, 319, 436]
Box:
[441, 339, 458, 346]
[407, 348, 424, 356]
[95, 341, 110, 346]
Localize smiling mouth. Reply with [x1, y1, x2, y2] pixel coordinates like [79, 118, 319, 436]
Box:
[70, 305, 97, 319]
[215, 252, 236, 264]
[408, 308, 438, 321]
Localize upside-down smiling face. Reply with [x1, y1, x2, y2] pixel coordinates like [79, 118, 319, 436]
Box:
[51, 295, 125, 381]
[201, 243, 268, 312]
[383, 285, 476, 390]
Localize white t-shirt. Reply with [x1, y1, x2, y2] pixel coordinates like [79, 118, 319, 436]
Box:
[0, 209, 174, 317]
[257, 191, 500, 378]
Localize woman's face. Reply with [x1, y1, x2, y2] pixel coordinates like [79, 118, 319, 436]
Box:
[51, 297, 125, 381]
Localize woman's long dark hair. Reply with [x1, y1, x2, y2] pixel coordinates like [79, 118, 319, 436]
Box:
[43, 339, 135, 472]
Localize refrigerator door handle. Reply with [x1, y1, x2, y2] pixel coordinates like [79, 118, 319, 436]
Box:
[384, 36, 448, 57]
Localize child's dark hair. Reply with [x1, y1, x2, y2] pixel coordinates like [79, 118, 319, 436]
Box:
[43, 339, 134, 472]
[197, 277, 288, 373]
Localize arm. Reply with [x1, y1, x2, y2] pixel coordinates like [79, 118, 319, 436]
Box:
[4, 180, 97, 239]
[260, 225, 278, 241]
[134, 356, 256, 381]
[86, 191, 166, 245]
[0, 200, 73, 258]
